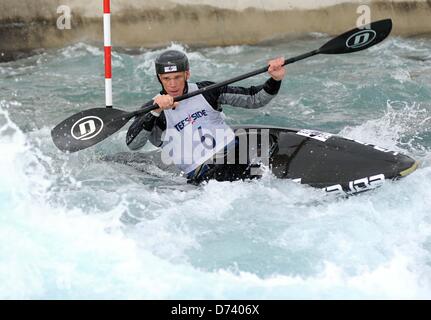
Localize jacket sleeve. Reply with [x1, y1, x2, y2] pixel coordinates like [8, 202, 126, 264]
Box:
[198, 78, 282, 111]
[126, 102, 166, 150]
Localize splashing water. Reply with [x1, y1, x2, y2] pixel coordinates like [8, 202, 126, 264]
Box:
[1, 36, 431, 299]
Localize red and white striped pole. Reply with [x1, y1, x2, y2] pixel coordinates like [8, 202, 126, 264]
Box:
[103, 0, 112, 108]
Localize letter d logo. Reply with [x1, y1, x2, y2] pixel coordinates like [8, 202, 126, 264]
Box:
[71, 116, 104, 140]
[346, 30, 376, 49]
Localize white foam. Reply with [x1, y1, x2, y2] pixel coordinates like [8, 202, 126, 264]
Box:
[339, 100, 431, 155]
[204, 45, 248, 56]
[60, 43, 103, 58]
[2, 161, 431, 299]
[1, 95, 431, 299]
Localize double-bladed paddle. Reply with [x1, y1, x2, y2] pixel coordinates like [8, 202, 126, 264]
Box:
[51, 19, 392, 153]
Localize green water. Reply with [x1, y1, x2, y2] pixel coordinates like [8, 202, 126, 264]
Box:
[1, 36, 431, 299]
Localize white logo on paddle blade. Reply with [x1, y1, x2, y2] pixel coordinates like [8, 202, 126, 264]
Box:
[71, 116, 104, 140]
[346, 30, 376, 49]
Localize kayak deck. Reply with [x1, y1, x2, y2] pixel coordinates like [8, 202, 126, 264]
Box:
[231, 125, 418, 194]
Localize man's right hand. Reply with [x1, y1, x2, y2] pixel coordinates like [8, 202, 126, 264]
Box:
[153, 95, 180, 113]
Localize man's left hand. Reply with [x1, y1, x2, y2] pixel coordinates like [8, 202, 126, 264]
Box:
[268, 57, 286, 81]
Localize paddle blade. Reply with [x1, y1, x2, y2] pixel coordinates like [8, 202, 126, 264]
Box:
[319, 19, 392, 54]
[51, 108, 133, 153]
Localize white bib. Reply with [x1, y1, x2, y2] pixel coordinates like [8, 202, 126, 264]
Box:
[161, 83, 235, 174]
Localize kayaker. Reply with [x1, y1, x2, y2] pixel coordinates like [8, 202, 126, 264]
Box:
[126, 50, 286, 183]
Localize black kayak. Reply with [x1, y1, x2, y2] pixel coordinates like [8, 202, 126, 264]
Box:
[103, 125, 418, 195]
[227, 125, 418, 195]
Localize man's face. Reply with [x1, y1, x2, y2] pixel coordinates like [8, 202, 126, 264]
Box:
[159, 71, 190, 97]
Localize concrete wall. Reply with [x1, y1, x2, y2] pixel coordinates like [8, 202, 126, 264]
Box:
[1, 0, 430, 61]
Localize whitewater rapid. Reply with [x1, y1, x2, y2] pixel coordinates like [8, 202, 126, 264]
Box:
[1, 37, 431, 299]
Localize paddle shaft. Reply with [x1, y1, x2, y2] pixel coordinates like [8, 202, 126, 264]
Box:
[130, 18, 392, 118]
[51, 19, 393, 153]
[131, 49, 320, 117]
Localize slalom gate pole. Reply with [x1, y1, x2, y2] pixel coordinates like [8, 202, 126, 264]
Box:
[103, 0, 113, 108]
